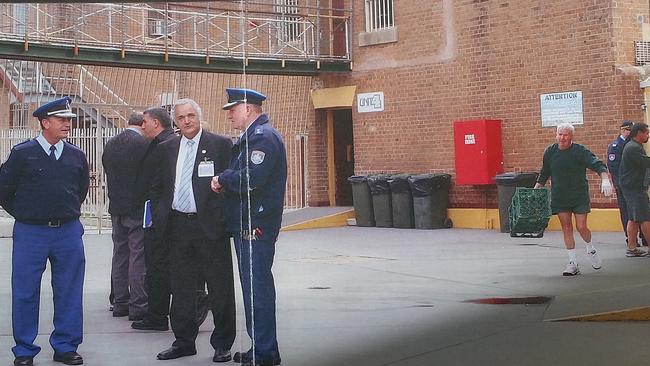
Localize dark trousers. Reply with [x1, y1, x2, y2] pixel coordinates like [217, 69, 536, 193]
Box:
[615, 185, 647, 243]
[143, 227, 170, 324]
[111, 215, 146, 316]
[12, 220, 85, 358]
[233, 235, 279, 362]
[168, 213, 235, 350]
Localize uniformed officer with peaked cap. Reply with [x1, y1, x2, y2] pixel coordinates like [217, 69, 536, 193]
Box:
[0, 96, 89, 366]
[211, 88, 285, 366]
[607, 120, 647, 248]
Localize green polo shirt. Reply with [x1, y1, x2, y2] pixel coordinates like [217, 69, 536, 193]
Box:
[537, 143, 607, 213]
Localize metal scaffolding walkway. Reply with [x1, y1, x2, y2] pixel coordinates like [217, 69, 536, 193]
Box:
[0, 2, 352, 75]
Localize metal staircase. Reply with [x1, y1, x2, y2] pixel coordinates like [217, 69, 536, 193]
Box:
[0, 59, 129, 128]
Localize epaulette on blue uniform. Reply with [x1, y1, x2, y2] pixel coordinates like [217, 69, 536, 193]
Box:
[13, 139, 32, 149]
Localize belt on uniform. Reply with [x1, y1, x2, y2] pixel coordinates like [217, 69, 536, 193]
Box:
[20, 218, 74, 228]
[171, 210, 197, 219]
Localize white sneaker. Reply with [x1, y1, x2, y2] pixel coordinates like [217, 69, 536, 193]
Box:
[626, 248, 647, 257]
[562, 262, 580, 276]
[588, 249, 602, 270]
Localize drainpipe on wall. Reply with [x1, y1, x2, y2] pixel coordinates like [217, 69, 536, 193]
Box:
[640, 76, 650, 155]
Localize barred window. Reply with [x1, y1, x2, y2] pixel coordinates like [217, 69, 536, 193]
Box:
[12, 4, 27, 35]
[364, 0, 394, 32]
[275, 0, 301, 43]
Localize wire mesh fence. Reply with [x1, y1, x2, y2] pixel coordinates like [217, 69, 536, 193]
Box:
[0, 58, 315, 228]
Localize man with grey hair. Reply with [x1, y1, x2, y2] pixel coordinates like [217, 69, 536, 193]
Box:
[102, 112, 149, 320]
[154, 99, 235, 362]
[534, 123, 613, 276]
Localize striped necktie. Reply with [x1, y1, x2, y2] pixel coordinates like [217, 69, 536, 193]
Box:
[176, 140, 195, 212]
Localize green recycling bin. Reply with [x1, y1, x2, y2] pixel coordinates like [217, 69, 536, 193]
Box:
[408, 174, 452, 229]
[348, 175, 375, 227]
[509, 187, 551, 238]
[495, 172, 539, 233]
[389, 174, 414, 229]
[368, 175, 392, 228]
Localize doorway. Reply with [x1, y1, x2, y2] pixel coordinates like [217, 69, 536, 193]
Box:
[332, 109, 354, 206]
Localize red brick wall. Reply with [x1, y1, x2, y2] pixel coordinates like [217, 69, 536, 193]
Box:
[319, 0, 648, 208]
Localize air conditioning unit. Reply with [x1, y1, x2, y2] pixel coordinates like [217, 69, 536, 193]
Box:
[635, 41, 650, 65]
[149, 19, 168, 37]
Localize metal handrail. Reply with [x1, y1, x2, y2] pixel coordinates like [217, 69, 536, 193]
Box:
[0, 3, 351, 62]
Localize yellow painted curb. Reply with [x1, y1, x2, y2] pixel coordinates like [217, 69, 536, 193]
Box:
[280, 207, 623, 232]
[545, 306, 650, 322]
[447, 208, 623, 232]
[281, 209, 355, 231]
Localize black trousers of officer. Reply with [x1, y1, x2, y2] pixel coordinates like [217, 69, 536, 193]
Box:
[143, 227, 171, 324]
[168, 212, 235, 350]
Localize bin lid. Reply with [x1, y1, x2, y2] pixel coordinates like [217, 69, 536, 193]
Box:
[347, 175, 368, 183]
[388, 174, 410, 192]
[408, 173, 451, 197]
[367, 174, 391, 194]
[494, 172, 539, 186]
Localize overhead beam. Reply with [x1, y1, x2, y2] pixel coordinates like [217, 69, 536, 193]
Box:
[0, 40, 351, 76]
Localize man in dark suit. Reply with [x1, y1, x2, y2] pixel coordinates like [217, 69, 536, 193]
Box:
[130, 107, 176, 331]
[102, 112, 149, 321]
[154, 99, 235, 363]
[132, 107, 211, 332]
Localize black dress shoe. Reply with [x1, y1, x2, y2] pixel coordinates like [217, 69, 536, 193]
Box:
[132, 319, 169, 331]
[212, 348, 232, 362]
[156, 346, 197, 360]
[128, 314, 144, 321]
[14, 356, 33, 366]
[234, 351, 281, 365]
[241, 361, 277, 366]
[53, 351, 84, 365]
[112, 305, 128, 317]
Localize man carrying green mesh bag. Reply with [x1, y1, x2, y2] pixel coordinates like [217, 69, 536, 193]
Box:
[534, 123, 613, 276]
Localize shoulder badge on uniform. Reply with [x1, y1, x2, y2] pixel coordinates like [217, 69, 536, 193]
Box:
[255, 128, 263, 135]
[251, 150, 265, 164]
[612, 143, 617, 147]
[609, 153, 616, 161]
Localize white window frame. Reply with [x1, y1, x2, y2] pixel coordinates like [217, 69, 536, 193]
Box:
[364, 0, 394, 33]
[275, 0, 301, 43]
[12, 4, 27, 35]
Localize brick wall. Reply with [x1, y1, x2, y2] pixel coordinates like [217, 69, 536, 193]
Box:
[319, 0, 648, 208]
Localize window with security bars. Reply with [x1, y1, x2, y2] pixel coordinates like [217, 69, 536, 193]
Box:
[147, 6, 172, 38]
[275, 0, 301, 43]
[364, 0, 394, 32]
[12, 4, 27, 35]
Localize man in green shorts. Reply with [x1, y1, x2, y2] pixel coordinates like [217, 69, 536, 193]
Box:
[534, 123, 613, 276]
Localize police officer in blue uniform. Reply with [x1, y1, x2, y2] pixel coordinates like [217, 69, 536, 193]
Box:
[607, 120, 647, 247]
[211, 88, 286, 366]
[0, 96, 89, 366]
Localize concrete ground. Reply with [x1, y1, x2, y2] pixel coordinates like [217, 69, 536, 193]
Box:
[1, 223, 650, 365]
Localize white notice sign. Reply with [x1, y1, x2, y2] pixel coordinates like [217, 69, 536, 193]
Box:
[357, 92, 384, 113]
[540, 91, 583, 127]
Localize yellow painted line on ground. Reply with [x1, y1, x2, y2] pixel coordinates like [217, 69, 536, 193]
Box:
[545, 306, 650, 322]
[281, 209, 355, 231]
